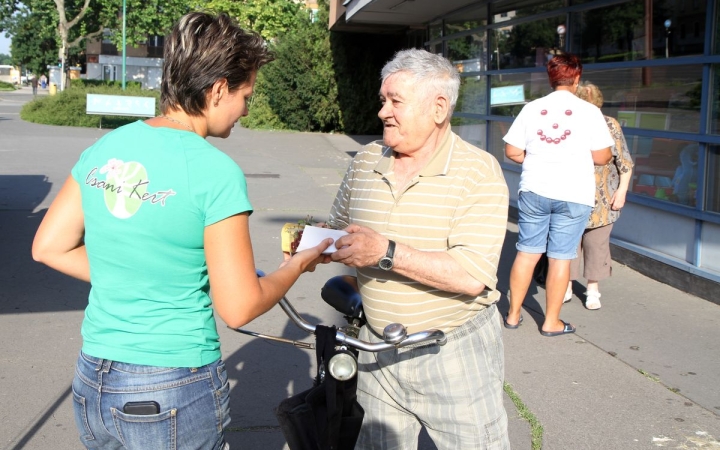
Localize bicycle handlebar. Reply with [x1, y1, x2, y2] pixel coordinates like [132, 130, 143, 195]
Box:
[278, 297, 447, 352]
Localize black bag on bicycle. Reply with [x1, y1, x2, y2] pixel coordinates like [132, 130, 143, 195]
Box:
[274, 325, 364, 450]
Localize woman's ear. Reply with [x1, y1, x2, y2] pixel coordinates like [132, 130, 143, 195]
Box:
[210, 78, 228, 107]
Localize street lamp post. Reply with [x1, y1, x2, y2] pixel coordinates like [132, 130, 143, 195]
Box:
[122, 0, 126, 89]
[664, 19, 671, 59]
[557, 24, 566, 50]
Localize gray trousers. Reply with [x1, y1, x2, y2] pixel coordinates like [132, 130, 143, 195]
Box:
[355, 304, 510, 450]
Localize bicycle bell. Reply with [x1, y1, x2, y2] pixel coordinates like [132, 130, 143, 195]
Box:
[383, 323, 407, 344]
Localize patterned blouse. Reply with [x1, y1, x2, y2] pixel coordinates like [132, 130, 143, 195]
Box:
[586, 116, 634, 229]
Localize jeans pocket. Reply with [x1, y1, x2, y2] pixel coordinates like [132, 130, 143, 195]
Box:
[566, 201, 591, 220]
[112, 407, 177, 450]
[72, 388, 95, 443]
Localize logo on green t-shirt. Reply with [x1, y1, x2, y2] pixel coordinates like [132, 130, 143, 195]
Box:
[85, 158, 176, 219]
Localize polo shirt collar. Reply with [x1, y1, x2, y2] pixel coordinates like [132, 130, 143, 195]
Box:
[375, 127, 453, 177]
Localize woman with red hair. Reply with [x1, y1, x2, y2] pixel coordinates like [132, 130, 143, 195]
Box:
[502, 53, 613, 336]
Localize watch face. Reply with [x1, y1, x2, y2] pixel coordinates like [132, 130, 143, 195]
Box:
[379, 257, 393, 271]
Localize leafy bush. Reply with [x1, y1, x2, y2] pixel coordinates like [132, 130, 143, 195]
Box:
[241, 0, 403, 134]
[71, 79, 143, 89]
[0, 81, 16, 91]
[20, 84, 160, 128]
[244, 5, 341, 132]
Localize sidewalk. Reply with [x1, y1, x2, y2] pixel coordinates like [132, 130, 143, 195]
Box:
[0, 94, 718, 449]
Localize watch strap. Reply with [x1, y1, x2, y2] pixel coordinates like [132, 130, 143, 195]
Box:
[385, 239, 396, 260]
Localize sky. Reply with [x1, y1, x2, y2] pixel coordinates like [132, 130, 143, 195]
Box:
[0, 34, 11, 56]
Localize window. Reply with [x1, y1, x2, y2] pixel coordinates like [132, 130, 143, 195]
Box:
[583, 65, 703, 134]
[456, 76, 487, 115]
[147, 35, 164, 58]
[450, 117, 487, 151]
[491, 0, 564, 23]
[570, 0, 646, 63]
[447, 34, 486, 69]
[444, 5, 487, 36]
[490, 15, 566, 69]
[630, 137, 698, 207]
[711, 65, 720, 135]
[707, 145, 720, 212]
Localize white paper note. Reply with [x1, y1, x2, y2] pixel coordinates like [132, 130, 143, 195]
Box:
[295, 226, 348, 254]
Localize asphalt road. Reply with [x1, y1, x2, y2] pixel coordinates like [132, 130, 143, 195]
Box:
[1, 87, 719, 449]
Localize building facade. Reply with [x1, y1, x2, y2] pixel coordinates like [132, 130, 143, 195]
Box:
[331, 0, 720, 299]
[84, 33, 165, 89]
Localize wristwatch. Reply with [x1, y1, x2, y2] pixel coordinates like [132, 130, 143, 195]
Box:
[378, 240, 396, 271]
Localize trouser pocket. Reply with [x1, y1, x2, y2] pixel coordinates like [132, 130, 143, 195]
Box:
[112, 407, 177, 450]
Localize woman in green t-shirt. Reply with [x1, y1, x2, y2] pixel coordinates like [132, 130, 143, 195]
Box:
[32, 12, 331, 450]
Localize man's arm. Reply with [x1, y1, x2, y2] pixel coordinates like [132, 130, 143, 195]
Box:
[331, 226, 486, 296]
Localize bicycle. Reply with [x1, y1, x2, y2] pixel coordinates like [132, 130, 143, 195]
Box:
[229, 274, 447, 450]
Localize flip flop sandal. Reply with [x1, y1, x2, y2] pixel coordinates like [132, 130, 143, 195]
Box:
[503, 314, 523, 329]
[563, 284, 573, 303]
[540, 320, 576, 337]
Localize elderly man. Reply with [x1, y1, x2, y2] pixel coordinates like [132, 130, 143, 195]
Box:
[328, 49, 510, 450]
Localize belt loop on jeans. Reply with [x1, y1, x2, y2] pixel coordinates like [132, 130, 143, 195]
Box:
[99, 359, 112, 374]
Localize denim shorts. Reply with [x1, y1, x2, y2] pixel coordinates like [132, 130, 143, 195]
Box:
[72, 351, 231, 450]
[516, 190, 592, 260]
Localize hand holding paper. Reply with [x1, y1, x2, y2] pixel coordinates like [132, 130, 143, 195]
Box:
[295, 226, 348, 254]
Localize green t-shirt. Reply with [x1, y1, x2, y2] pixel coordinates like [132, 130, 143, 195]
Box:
[71, 121, 252, 367]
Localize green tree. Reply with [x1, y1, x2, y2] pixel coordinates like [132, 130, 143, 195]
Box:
[1, 0, 189, 71]
[196, 0, 301, 40]
[264, 4, 340, 131]
[9, 9, 57, 75]
[0, 51, 11, 64]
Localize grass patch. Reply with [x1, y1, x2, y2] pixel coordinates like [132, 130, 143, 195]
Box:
[20, 83, 160, 129]
[504, 382, 543, 449]
[638, 369, 660, 382]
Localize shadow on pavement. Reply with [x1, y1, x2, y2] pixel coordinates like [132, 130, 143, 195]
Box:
[0, 175, 90, 315]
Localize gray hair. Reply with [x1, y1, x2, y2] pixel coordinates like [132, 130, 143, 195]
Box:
[381, 48, 460, 116]
[161, 12, 274, 115]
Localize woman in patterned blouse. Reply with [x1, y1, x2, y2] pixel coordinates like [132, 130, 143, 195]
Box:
[568, 82, 634, 310]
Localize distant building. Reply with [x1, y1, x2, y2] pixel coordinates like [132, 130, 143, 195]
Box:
[85, 32, 164, 89]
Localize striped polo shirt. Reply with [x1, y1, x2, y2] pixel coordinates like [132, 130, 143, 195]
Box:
[328, 129, 509, 335]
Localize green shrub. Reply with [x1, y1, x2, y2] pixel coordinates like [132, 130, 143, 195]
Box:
[240, 71, 286, 130]
[0, 81, 16, 91]
[248, 5, 342, 133]
[241, 0, 403, 134]
[20, 84, 160, 128]
[71, 79, 143, 90]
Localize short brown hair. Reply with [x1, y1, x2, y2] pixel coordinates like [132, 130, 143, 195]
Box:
[161, 12, 274, 115]
[547, 53, 582, 88]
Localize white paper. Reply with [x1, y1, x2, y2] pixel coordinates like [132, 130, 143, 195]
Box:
[295, 226, 348, 254]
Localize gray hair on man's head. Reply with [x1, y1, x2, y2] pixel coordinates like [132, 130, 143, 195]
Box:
[381, 48, 460, 116]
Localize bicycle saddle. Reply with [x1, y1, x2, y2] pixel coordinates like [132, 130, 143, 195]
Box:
[321, 275, 364, 320]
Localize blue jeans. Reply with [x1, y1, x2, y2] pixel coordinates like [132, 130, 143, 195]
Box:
[516, 190, 592, 260]
[72, 351, 231, 450]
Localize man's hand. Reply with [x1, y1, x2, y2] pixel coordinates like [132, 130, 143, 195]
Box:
[331, 224, 388, 268]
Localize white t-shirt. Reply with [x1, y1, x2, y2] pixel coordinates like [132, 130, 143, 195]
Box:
[503, 90, 614, 206]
